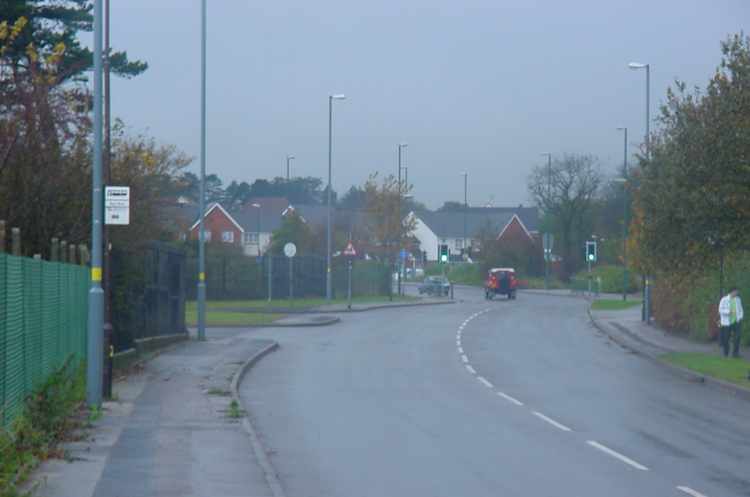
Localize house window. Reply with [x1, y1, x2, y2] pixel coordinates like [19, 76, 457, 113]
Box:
[222, 231, 234, 243]
[243, 232, 259, 244]
[204, 231, 212, 242]
[455, 238, 464, 250]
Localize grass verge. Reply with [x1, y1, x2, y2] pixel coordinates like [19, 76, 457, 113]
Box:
[184, 308, 284, 327]
[187, 295, 415, 311]
[661, 352, 750, 388]
[591, 299, 642, 311]
[1, 359, 86, 497]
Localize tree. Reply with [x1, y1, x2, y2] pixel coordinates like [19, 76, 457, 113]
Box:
[528, 154, 602, 278]
[636, 33, 750, 283]
[339, 185, 367, 209]
[269, 211, 314, 255]
[437, 201, 465, 212]
[1, 0, 146, 83]
[363, 173, 417, 259]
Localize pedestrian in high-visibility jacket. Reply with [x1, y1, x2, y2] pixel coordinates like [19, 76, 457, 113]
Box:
[718, 287, 744, 358]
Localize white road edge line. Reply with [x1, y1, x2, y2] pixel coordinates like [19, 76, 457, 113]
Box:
[461, 354, 469, 363]
[457, 346, 463, 354]
[586, 441, 648, 471]
[477, 376, 493, 388]
[465, 365, 477, 375]
[532, 411, 572, 432]
[497, 391, 524, 406]
[676, 486, 709, 497]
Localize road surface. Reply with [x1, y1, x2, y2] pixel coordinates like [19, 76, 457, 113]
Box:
[242, 286, 750, 497]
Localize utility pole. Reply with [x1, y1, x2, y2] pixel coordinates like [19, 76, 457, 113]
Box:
[86, 0, 104, 407]
[197, 0, 207, 340]
[617, 128, 629, 302]
[102, 0, 113, 399]
[397, 143, 408, 296]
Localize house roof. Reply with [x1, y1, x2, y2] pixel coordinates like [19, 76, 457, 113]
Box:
[285, 204, 367, 231]
[189, 203, 245, 233]
[414, 207, 539, 239]
[232, 197, 290, 233]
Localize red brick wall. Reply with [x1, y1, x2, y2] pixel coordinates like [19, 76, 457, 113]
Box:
[190, 207, 241, 245]
[497, 217, 533, 250]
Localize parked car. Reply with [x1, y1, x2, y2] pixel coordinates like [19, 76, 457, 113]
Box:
[485, 267, 518, 300]
[419, 276, 451, 296]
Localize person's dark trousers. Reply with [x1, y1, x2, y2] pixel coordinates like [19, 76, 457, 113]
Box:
[720, 325, 732, 357]
[730, 321, 742, 357]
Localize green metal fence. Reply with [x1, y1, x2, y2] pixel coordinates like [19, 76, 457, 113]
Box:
[0, 253, 89, 427]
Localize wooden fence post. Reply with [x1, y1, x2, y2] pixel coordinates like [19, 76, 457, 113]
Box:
[60, 241, 67, 263]
[33, 254, 42, 260]
[49, 237, 60, 262]
[0, 220, 5, 253]
[68, 244, 77, 265]
[11, 227, 21, 256]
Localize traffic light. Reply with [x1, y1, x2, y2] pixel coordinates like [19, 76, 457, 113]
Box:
[585, 241, 597, 263]
[439, 244, 449, 263]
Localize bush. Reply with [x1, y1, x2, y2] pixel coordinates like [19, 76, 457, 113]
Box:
[424, 263, 483, 285]
[574, 265, 641, 294]
[1, 359, 85, 497]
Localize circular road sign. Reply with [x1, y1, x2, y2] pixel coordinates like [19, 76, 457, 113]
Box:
[284, 242, 297, 258]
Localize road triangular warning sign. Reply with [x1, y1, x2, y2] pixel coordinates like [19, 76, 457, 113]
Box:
[343, 241, 357, 257]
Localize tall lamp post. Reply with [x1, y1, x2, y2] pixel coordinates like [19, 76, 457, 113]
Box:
[629, 61, 650, 322]
[397, 143, 408, 296]
[616, 128, 629, 302]
[197, 0, 207, 341]
[251, 203, 262, 255]
[540, 153, 552, 290]
[461, 172, 468, 259]
[326, 94, 346, 301]
[286, 155, 295, 182]
[86, 0, 104, 407]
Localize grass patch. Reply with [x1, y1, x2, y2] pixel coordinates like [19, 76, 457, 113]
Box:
[591, 299, 643, 311]
[184, 308, 284, 327]
[1, 359, 86, 497]
[187, 295, 415, 312]
[662, 352, 750, 387]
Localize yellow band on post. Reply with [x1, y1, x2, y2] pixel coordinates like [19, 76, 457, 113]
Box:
[91, 266, 102, 282]
[199, 272, 206, 281]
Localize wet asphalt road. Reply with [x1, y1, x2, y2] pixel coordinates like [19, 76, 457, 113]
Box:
[241, 286, 750, 497]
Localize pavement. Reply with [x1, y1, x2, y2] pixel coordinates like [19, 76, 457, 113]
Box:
[591, 305, 749, 359]
[28, 330, 279, 497]
[242, 285, 750, 497]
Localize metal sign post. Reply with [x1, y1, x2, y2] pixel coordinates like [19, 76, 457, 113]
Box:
[343, 241, 357, 309]
[542, 233, 554, 290]
[284, 243, 296, 303]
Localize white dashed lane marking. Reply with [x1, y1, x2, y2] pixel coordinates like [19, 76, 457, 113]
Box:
[532, 411, 572, 432]
[497, 391, 524, 406]
[477, 376, 494, 389]
[676, 486, 709, 497]
[461, 354, 469, 363]
[586, 441, 648, 471]
[465, 365, 477, 375]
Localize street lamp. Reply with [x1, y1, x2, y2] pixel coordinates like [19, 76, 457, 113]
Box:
[397, 143, 408, 296]
[326, 94, 346, 301]
[195, 0, 208, 342]
[286, 155, 295, 182]
[86, 0, 104, 406]
[540, 153, 552, 290]
[461, 172, 468, 258]
[251, 203, 261, 256]
[629, 61, 651, 322]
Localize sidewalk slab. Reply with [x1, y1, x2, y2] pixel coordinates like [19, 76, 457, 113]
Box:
[28, 333, 277, 497]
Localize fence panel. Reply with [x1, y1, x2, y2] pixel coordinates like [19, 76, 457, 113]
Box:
[0, 253, 88, 428]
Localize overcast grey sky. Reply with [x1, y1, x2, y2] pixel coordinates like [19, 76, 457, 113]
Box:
[106, 0, 748, 209]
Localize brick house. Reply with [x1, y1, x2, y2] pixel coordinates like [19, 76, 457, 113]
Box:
[189, 203, 244, 245]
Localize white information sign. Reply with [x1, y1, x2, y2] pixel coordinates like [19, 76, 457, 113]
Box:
[105, 186, 130, 225]
[284, 242, 297, 258]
